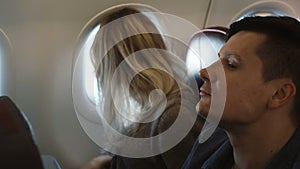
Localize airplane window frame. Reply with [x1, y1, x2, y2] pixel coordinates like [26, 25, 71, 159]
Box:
[186, 28, 227, 74]
[185, 28, 227, 91]
[230, 0, 297, 23]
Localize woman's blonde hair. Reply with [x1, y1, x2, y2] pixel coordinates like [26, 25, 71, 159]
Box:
[91, 7, 189, 136]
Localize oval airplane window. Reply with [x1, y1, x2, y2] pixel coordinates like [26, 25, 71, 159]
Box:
[231, 0, 297, 23]
[72, 3, 163, 124]
[185, 27, 227, 88]
[0, 28, 14, 99]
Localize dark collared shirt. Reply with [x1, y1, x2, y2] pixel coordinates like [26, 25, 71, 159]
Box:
[183, 128, 300, 169]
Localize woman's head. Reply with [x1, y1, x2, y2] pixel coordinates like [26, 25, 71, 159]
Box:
[91, 7, 167, 72]
[90, 7, 186, 135]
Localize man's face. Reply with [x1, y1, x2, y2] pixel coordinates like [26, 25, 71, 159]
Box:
[198, 31, 273, 125]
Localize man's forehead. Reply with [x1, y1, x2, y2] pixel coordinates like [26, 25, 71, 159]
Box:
[228, 30, 267, 44]
[220, 31, 267, 56]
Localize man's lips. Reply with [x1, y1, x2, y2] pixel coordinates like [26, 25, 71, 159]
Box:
[200, 88, 211, 96]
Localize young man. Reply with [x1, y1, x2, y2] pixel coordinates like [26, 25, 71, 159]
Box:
[183, 16, 300, 169]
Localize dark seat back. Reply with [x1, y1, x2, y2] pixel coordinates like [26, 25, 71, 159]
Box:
[0, 96, 44, 169]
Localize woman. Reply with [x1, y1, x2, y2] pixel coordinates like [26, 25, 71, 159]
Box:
[84, 7, 203, 169]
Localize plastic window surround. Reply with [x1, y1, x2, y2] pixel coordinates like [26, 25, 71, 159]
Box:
[230, 0, 297, 23]
[185, 28, 227, 77]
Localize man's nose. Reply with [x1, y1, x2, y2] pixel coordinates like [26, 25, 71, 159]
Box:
[199, 68, 210, 82]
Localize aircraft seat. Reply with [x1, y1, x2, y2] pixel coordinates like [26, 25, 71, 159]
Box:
[0, 96, 61, 169]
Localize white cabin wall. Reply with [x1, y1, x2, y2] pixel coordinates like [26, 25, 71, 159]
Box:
[205, 0, 259, 27]
[0, 0, 211, 169]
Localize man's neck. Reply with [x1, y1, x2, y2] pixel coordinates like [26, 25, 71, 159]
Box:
[227, 113, 297, 169]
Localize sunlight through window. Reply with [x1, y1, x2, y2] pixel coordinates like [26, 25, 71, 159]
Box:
[84, 25, 100, 104]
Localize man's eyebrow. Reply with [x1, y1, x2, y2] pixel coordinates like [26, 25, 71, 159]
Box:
[218, 52, 242, 61]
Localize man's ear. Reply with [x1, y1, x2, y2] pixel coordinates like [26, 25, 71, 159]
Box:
[268, 79, 296, 109]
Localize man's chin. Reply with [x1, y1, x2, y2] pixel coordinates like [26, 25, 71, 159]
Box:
[196, 102, 209, 119]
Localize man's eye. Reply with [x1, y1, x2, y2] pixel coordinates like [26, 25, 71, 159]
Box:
[227, 62, 237, 69]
